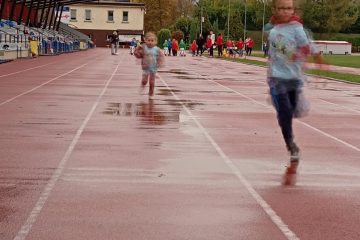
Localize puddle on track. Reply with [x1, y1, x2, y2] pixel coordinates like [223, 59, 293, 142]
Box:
[157, 88, 181, 96]
[158, 69, 190, 75]
[103, 102, 180, 125]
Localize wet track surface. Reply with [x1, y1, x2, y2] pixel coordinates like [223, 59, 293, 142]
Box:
[0, 48, 359, 240]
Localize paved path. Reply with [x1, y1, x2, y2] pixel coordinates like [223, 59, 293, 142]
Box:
[0, 48, 359, 240]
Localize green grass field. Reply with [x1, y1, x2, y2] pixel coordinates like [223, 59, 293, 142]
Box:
[251, 51, 360, 69]
[321, 55, 360, 68]
[306, 69, 360, 83]
[202, 50, 360, 83]
[222, 55, 360, 84]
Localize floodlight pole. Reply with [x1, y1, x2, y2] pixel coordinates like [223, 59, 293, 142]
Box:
[227, 0, 230, 40]
[200, 6, 203, 35]
[261, 0, 265, 51]
[243, 0, 247, 59]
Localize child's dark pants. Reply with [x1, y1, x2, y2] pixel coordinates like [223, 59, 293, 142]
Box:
[269, 78, 302, 148]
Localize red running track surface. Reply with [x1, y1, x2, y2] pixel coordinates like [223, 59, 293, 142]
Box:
[0, 48, 359, 240]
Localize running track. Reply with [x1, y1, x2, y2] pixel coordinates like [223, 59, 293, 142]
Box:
[0, 48, 359, 240]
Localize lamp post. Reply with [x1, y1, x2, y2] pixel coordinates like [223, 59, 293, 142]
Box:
[200, 6, 203, 35]
[261, 0, 266, 51]
[227, 0, 230, 40]
[243, 0, 247, 41]
[243, 0, 247, 58]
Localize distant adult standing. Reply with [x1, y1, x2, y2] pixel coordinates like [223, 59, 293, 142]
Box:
[245, 37, 249, 55]
[263, 41, 269, 57]
[210, 31, 215, 57]
[196, 34, 205, 56]
[247, 37, 254, 56]
[216, 33, 224, 57]
[109, 31, 119, 55]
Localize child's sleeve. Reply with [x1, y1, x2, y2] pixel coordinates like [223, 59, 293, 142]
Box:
[157, 48, 165, 68]
[134, 45, 144, 59]
[295, 26, 311, 56]
[294, 26, 324, 64]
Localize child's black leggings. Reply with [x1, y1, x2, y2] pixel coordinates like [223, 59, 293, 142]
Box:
[269, 78, 301, 148]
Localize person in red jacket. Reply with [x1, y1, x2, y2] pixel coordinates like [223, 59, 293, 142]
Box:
[226, 39, 234, 58]
[205, 35, 213, 56]
[247, 37, 254, 56]
[236, 38, 244, 57]
[191, 40, 197, 56]
[216, 33, 224, 57]
[171, 39, 179, 56]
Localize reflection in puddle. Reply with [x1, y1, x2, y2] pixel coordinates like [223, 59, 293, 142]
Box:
[197, 90, 234, 94]
[175, 75, 206, 80]
[324, 88, 342, 92]
[157, 88, 181, 96]
[162, 99, 204, 110]
[137, 100, 179, 125]
[158, 69, 190, 75]
[103, 103, 135, 116]
[103, 102, 180, 125]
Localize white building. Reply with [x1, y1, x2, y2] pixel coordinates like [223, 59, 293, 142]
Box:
[66, 0, 145, 47]
[312, 40, 352, 55]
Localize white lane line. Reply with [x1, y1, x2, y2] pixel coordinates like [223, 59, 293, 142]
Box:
[158, 74, 300, 240]
[190, 56, 360, 114]
[0, 63, 54, 78]
[298, 121, 360, 152]
[318, 98, 360, 114]
[181, 64, 360, 152]
[213, 79, 360, 152]
[0, 60, 94, 107]
[0, 50, 99, 79]
[13, 61, 122, 240]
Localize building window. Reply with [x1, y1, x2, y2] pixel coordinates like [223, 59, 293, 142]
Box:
[70, 9, 77, 21]
[85, 9, 91, 21]
[107, 10, 114, 22]
[122, 11, 128, 22]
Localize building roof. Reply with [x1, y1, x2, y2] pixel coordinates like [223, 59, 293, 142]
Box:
[10, 0, 144, 8]
[74, 1, 145, 7]
[312, 41, 351, 45]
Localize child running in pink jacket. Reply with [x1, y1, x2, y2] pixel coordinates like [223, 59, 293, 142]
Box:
[134, 32, 165, 99]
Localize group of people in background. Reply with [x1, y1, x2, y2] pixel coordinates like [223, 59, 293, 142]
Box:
[109, 29, 259, 59]
[161, 32, 256, 59]
[108, 30, 142, 56]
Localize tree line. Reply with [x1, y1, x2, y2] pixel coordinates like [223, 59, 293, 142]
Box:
[133, 0, 360, 44]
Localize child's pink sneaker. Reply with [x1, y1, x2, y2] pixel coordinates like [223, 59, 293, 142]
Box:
[282, 161, 299, 186]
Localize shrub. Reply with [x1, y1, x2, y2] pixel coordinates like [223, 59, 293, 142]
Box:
[157, 29, 172, 47]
